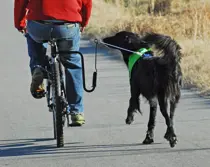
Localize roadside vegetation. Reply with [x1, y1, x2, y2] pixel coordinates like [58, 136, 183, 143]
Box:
[85, 0, 210, 94]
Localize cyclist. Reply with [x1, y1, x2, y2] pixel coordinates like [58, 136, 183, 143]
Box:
[14, 0, 92, 126]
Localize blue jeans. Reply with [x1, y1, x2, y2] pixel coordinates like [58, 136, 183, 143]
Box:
[26, 20, 83, 114]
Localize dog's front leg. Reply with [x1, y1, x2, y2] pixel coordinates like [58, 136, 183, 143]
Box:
[143, 98, 157, 144]
[125, 83, 141, 125]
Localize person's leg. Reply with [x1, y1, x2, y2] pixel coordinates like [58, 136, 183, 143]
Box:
[26, 21, 50, 98]
[53, 24, 84, 125]
[25, 34, 47, 73]
[27, 20, 84, 124]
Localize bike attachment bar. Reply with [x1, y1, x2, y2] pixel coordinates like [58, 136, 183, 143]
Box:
[56, 40, 98, 93]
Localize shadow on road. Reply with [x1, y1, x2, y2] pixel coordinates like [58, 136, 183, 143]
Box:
[1, 138, 210, 159]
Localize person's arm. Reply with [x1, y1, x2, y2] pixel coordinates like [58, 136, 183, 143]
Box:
[14, 0, 29, 31]
[81, 0, 92, 30]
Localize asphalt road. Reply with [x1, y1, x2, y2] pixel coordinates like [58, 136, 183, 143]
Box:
[1, 1, 210, 167]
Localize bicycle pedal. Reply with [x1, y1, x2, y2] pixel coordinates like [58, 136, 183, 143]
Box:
[31, 91, 45, 99]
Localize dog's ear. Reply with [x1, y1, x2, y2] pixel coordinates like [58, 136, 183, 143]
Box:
[125, 35, 142, 49]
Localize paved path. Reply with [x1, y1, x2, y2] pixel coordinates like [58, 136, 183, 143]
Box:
[1, 1, 210, 167]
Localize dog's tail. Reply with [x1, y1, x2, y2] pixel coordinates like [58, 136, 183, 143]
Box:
[142, 32, 183, 97]
[142, 32, 182, 65]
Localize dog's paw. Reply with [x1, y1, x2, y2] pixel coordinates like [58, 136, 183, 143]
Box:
[142, 131, 154, 144]
[164, 128, 178, 148]
[125, 116, 134, 125]
[143, 136, 154, 144]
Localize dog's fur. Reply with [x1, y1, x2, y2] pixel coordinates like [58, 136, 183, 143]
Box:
[103, 31, 182, 148]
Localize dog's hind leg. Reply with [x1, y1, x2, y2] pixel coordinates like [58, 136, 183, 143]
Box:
[170, 91, 180, 126]
[143, 98, 157, 144]
[125, 83, 141, 125]
[158, 92, 177, 148]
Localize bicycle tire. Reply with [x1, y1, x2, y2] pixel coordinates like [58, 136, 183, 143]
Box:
[52, 60, 64, 147]
[49, 82, 57, 140]
[52, 109, 57, 139]
[46, 72, 57, 139]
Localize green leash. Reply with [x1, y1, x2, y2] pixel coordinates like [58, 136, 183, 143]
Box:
[128, 48, 151, 77]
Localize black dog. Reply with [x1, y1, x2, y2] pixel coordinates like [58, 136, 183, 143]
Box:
[103, 31, 182, 148]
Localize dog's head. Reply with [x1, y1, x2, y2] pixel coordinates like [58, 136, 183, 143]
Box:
[103, 31, 152, 65]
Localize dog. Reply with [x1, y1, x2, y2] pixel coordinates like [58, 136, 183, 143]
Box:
[103, 31, 182, 148]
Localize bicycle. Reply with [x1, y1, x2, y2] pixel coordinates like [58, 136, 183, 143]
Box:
[40, 38, 98, 148]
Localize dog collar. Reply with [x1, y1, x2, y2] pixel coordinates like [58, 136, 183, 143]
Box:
[128, 48, 151, 77]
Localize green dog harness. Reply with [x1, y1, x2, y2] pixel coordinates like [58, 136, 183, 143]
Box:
[128, 48, 151, 77]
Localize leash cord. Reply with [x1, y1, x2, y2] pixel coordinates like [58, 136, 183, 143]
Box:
[95, 39, 141, 55]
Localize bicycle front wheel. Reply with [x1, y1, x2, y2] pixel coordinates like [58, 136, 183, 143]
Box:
[52, 60, 64, 147]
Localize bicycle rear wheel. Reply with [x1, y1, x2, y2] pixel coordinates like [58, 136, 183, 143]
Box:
[45, 65, 57, 140]
[52, 60, 64, 147]
[52, 107, 57, 139]
[46, 80, 57, 140]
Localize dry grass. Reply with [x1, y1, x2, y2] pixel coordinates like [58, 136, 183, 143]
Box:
[85, 0, 210, 94]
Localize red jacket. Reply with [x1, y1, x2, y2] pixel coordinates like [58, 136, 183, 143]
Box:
[14, 0, 92, 30]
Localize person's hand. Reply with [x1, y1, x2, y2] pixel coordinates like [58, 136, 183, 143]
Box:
[18, 28, 27, 35]
[80, 27, 85, 33]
